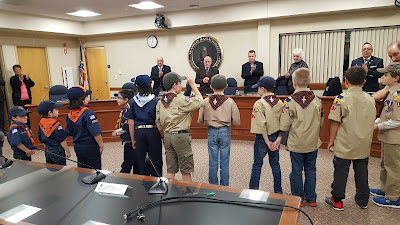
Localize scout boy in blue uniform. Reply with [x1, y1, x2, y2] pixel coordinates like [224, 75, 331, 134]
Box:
[65, 86, 104, 169]
[7, 106, 37, 161]
[37, 100, 71, 165]
[112, 88, 140, 174]
[126, 75, 162, 176]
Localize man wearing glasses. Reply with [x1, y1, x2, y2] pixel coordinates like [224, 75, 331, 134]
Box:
[351, 42, 384, 92]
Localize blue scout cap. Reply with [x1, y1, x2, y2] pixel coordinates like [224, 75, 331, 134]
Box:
[9, 106, 31, 118]
[37, 100, 64, 116]
[251, 76, 276, 89]
[131, 75, 152, 88]
[67, 85, 92, 100]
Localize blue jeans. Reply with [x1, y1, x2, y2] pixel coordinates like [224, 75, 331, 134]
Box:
[45, 145, 67, 166]
[290, 150, 318, 203]
[249, 133, 282, 193]
[208, 126, 231, 186]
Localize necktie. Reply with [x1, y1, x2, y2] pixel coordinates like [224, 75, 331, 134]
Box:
[206, 68, 209, 74]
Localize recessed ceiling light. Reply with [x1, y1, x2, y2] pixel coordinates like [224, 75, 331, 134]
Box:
[129, 1, 164, 10]
[67, 10, 101, 17]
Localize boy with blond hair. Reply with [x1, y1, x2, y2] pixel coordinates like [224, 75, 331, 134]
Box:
[281, 68, 323, 206]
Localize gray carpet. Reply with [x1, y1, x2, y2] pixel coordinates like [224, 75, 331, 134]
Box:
[2, 139, 399, 225]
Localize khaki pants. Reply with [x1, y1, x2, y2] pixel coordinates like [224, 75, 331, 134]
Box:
[164, 133, 194, 174]
[380, 142, 400, 201]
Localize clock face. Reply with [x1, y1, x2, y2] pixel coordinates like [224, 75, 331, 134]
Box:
[147, 35, 158, 48]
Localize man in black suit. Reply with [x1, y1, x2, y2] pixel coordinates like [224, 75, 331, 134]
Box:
[351, 42, 384, 92]
[195, 56, 219, 95]
[150, 56, 171, 96]
[241, 50, 264, 93]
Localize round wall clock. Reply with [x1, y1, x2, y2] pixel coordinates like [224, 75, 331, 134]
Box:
[147, 35, 158, 48]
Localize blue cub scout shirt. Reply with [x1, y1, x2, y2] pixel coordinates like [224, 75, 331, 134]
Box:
[125, 97, 158, 126]
[38, 117, 68, 146]
[65, 107, 102, 143]
[8, 121, 36, 155]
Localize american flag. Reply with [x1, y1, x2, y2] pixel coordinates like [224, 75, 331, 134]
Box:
[79, 44, 88, 89]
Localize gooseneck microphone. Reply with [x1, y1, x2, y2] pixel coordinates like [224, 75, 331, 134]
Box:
[0, 157, 14, 169]
[37, 148, 111, 185]
[145, 155, 168, 195]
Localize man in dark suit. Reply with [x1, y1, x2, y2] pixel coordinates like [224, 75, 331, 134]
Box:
[351, 42, 384, 92]
[195, 56, 219, 95]
[150, 56, 171, 96]
[241, 50, 264, 93]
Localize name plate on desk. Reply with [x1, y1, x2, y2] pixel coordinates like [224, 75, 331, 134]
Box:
[95, 182, 128, 197]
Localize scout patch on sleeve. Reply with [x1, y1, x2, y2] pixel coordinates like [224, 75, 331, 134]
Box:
[331, 105, 337, 111]
[12, 129, 18, 134]
[394, 95, 400, 101]
[185, 97, 190, 102]
[251, 106, 259, 118]
[282, 102, 289, 113]
[126, 102, 130, 109]
[90, 115, 96, 120]
[58, 126, 63, 130]
[333, 98, 341, 106]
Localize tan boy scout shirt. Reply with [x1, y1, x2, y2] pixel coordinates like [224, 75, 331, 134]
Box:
[156, 93, 203, 132]
[197, 95, 240, 128]
[378, 83, 400, 144]
[250, 92, 283, 135]
[328, 87, 376, 159]
[280, 88, 323, 153]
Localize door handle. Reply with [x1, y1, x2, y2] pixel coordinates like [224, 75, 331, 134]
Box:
[105, 80, 108, 83]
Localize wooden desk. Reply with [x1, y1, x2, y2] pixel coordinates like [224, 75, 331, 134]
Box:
[0, 160, 301, 225]
[25, 96, 383, 158]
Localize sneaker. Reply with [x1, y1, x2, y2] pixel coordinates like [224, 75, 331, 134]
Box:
[357, 204, 367, 209]
[370, 189, 385, 197]
[325, 196, 344, 211]
[373, 197, 400, 208]
[308, 202, 318, 207]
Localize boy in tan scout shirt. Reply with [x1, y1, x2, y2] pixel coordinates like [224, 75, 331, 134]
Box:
[325, 66, 376, 210]
[249, 76, 283, 193]
[280, 68, 323, 206]
[370, 62, 400, 208]
[156, 72, 203, 182]
[198, 74, 240, 186]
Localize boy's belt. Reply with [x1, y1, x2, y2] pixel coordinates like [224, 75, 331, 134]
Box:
[135, 125, 156, 129]
[166, 130, 188, 134]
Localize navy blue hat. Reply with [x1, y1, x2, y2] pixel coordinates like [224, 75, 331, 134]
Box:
[251, 76, 276, 89]
[37, 100, 63, 116]
[131, 75, 152, 88]
[67, 86, 92, 100]
[9, 106, 31, 118]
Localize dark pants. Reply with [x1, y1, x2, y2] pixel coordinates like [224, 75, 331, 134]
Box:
[120, 142, 140, 174]
[12, 99, 31, 128]
[0, 101, 5, 131]
[74, 140, 101, 170]
[14, 152, 31, 161]
[249, 133, 282, 193]
[45, 145, 66, 166]
[331, 156, 369, 207]
[134, 128, 163, 176]
[290, 150, 318, 203]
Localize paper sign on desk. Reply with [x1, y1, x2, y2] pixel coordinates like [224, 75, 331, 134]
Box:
[95, 182, 128, 196]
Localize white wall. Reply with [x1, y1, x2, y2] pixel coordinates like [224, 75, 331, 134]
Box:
[0, 32, 80, 106]
[83, 22, 259, 89]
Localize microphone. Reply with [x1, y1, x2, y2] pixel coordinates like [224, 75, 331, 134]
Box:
[0, 157, 14, 169]
[145, 155, 168, 195]
[37, 148, 111, 185]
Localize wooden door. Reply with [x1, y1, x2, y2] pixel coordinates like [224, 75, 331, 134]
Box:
[16, 47, 50, 105]
[85, 47, 110, 100]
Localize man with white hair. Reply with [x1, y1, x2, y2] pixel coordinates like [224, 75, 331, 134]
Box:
[195, 56, 219, 95]
[150, 56, 171, 96]
[351, 42, 384, 92]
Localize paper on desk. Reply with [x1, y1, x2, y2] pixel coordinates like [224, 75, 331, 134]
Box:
[98, 170, 113, 175]
[239, 189, 269, 202]
[95, 182, 128, 196]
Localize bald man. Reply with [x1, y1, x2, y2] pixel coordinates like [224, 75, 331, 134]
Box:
[195, 56, 219, 95]
[150, 57, 171, 96]
[373, 41, 400, 101]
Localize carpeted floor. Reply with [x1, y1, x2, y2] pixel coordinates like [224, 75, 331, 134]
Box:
[2, 139, 399, 225]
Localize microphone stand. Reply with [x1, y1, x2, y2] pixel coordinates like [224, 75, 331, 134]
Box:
[0, 156, 13, 169]
[37, 148, 110, 185]
[146, 155, 168, 195]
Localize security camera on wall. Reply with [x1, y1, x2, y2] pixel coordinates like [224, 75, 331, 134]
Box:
[155, 14, 168, 28]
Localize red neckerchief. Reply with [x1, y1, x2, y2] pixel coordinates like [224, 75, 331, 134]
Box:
[263, 94, 280, 107]
[10, 124, 35, 145]
[161, 93, 177, 108]
[209, 95, 229, 110]
[291, 91, 315, 108]
[68, 107, 89, 123]
[39, 118, 60, 138]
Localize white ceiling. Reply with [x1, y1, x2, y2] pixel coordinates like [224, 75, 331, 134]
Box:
[0, 0, 262, 21]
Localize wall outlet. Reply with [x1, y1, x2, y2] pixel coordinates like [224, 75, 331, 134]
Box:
[115, 75, 118, 80]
